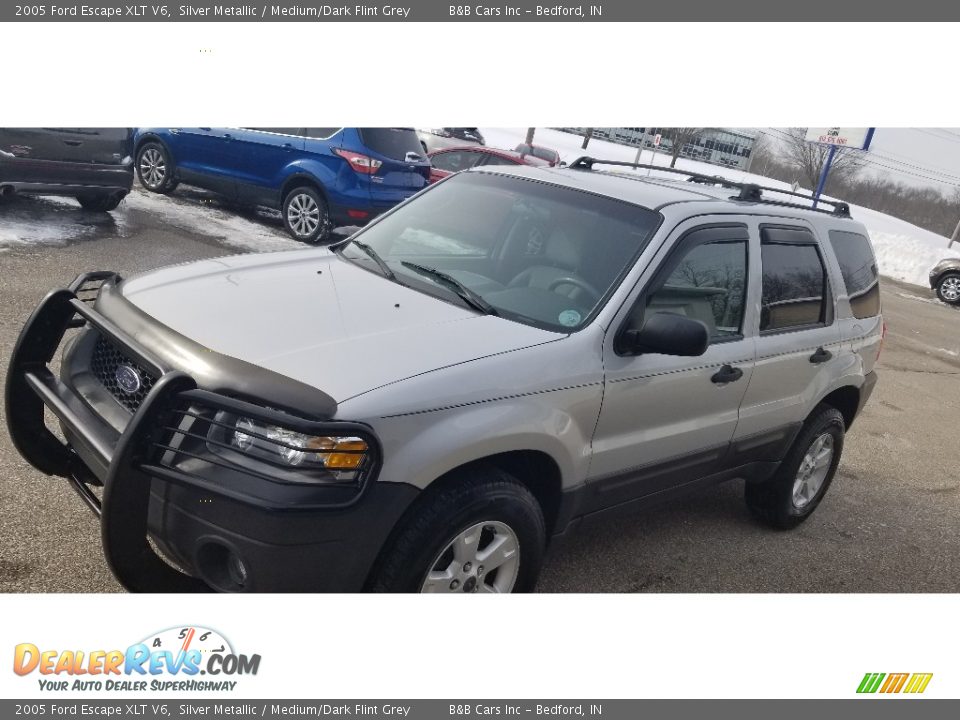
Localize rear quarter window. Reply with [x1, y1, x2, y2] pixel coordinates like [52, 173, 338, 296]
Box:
[828, 230, 881, 319]
[359, 128, 423, 160]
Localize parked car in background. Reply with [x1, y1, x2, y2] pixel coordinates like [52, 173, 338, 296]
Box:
[514, 142, 562, 167]
[929, 257, 960, 304]
[427, 146, 551, 183]
[134, 128, 431, 243]
[418, 128, 485, 153]
[0, 128, 134, 211]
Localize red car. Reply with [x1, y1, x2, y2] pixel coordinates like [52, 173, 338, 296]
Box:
[427, 146, 551, 184]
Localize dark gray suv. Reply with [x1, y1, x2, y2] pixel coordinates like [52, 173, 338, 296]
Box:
[0, 128, 134, 211]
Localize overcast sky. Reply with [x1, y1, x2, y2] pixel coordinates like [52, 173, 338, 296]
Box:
[767, 128, 960, 193]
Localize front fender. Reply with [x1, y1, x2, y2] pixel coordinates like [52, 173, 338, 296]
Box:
[369, 391, 601, 492]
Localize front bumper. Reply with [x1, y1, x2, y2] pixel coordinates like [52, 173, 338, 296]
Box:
[5, 274, 418, 592]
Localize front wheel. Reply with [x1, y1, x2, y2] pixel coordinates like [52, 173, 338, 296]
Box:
[136, 142, 178, 194]
[936, 272, 960, 305]
[745, 405, 845, 529]
[282, 186, 331, 243]
[369, 465, 546, 593]
[76, 191, 126, 212]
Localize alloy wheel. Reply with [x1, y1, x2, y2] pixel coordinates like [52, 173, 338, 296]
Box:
[792, 432, 834, 509]
[940, 276, 960, 301]
[420, 521, 521, 594]
[139, 148, 166, 189]
[286, 192, 322, 238]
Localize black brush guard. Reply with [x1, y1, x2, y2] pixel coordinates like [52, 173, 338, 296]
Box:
[5, 273, 208, 592]
[5, 273, 381, 592]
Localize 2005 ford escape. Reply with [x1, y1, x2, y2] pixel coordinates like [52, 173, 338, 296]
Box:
[6, 158, 882, 593]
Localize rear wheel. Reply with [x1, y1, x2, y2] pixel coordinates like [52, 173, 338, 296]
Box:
[936, 272, 960, 305]
[369, 465, 546, 593]
[136, 142, 178, 194]
[76, 191, 126, 212]
[282, 185, 331, 243]
[745, 405, 845, 529]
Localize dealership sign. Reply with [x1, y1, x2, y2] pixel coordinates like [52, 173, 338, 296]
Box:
[804, 127, 873, 150]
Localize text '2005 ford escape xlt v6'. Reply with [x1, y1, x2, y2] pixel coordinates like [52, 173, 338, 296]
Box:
[6, 158, 882, 593]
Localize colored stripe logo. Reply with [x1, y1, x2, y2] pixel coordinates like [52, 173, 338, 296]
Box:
[857, 672, 933, 694]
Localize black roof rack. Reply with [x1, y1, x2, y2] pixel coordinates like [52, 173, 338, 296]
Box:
[568, 156, 851, 218]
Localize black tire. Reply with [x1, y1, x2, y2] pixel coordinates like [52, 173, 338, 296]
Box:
[282, 185, 331, 243]
[369, 465, 547, 593]
[935, 272, 960, 305]
[745, 404, 845, 530]
[76, 191, 126, 212]
[136, 141, 178, 194]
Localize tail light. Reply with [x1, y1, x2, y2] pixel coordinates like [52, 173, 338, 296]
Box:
[333, 148, 382, 175]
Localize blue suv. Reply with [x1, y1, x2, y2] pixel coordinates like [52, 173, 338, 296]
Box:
[134, 128, 431, 242]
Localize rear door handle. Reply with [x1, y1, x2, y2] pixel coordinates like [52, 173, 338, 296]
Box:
[809, 347, 832, 364]
[711, 364, 744, 384]
[63, 140, 82, 146]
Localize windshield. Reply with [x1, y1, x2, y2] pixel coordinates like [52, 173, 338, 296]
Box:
[337, 172, 661, 332]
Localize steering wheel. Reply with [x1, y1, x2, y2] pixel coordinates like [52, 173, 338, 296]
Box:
[547, 276, 602, 305]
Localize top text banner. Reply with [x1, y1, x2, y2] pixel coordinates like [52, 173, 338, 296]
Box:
[3, 0, 958, 21]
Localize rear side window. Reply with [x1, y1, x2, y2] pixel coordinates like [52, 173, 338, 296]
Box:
[244, 128, 300, 136]
[305, 128, 339, 139]
[430, 151, 483, 172]
[359, 128, 423, 160]
[828, 230, 880, 318]
[760, 226, 829, 332]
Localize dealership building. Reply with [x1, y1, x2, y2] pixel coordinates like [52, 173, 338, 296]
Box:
[558, 128, 758, 170]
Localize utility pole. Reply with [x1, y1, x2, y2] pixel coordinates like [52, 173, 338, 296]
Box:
[581, 128, 594, 150]
[812, 144, 837, 209]
[949, 217, 960, 248]
[525, 127, 536, 145]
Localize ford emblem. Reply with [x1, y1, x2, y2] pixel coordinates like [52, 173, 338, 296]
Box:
[115, 364, 142, 395]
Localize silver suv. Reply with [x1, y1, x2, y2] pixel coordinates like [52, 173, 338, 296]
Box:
[6, 158, 882, 593]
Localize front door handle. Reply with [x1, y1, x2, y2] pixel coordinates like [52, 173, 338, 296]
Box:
[711, 364, 744, 384]
[809, 347, 832, 364]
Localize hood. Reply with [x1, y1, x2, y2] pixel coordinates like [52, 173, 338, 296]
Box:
[118, 249, 561, 403]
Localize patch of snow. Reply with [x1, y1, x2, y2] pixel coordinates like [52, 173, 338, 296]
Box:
[121, 187, 301, 253]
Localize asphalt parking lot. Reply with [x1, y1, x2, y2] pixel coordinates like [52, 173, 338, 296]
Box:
[1, 188, 959, 592]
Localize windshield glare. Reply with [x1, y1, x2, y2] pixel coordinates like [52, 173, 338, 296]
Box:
[339, 172, 661, 332]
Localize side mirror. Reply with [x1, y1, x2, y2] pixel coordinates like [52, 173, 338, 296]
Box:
[620, 312, 709, 356]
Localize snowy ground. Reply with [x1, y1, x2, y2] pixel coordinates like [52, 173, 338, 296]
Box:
[0, 185, 302, 254]
[482, 128, 959, 288]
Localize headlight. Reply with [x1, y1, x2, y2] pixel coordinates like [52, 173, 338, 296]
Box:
[231, 417, 368, 470]
[205, 413, 370, 484]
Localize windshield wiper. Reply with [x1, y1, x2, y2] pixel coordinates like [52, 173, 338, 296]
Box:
[400, 262, 498, 316]
[339, 240, 396, 280]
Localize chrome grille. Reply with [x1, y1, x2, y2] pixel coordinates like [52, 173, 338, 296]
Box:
[89, 335, 157, 413]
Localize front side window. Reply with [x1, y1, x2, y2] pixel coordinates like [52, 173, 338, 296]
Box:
[828, 230, 880, 319]
[628, 226, 748, 342]
[760, 226, 829, 332]
[336, 172, 661, 332]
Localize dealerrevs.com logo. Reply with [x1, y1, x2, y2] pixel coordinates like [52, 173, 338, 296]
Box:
[13, 626, 261, 692]
[857, 672, 933, 694]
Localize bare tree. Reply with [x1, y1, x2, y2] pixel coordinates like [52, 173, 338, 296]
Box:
[525, 127, 536, 145]
[581, 128, 594, 150]
[660, 128, 707, 168]
[779, 127, 864, 189]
